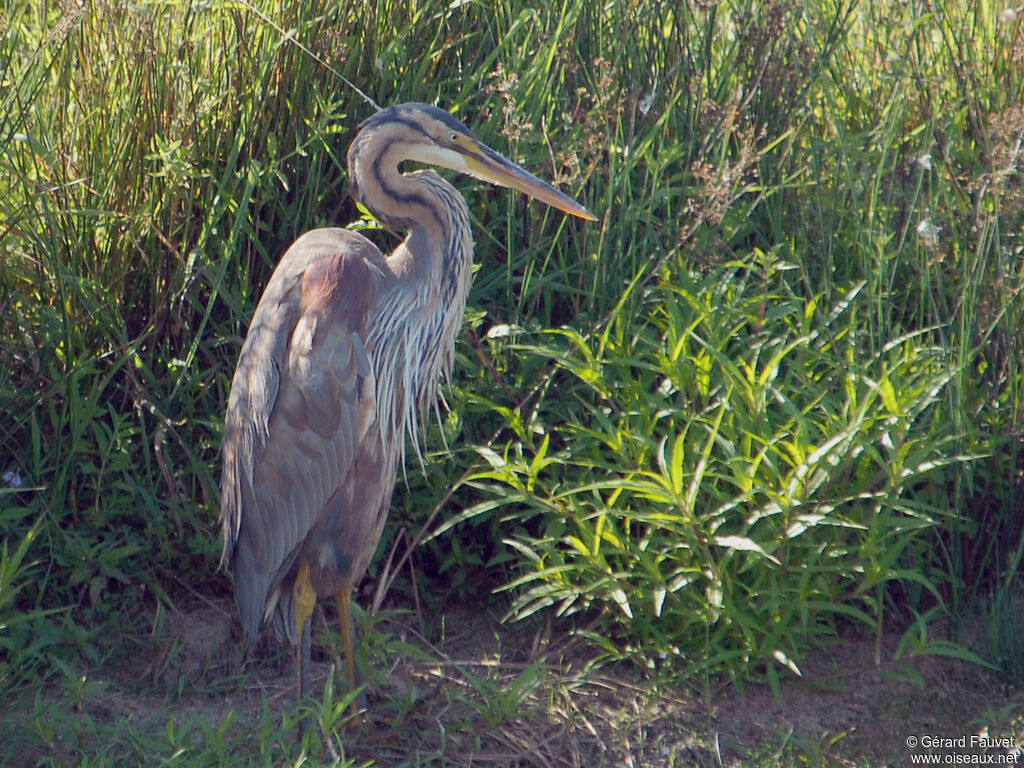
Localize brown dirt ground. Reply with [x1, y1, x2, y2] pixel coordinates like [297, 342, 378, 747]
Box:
[30, 590, 1019, 768]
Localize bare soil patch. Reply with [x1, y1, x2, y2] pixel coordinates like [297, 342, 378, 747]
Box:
[13, 594, 1023, 767]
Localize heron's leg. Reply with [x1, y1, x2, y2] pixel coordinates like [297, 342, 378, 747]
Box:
[333, 586, 364, 718]
[293, 562, 317, 734]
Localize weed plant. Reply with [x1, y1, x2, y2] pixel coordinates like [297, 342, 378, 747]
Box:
[1, 0, 1022, 764]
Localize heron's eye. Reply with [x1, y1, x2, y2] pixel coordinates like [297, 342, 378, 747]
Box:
[449, 132, 460, 144]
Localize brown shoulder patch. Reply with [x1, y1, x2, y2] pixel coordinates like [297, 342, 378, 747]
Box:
[299, 252, 375, 333]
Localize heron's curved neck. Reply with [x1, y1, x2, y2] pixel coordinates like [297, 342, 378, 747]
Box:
[385, 171, 473, 291]
[349, 137, 472, 286]
[348, 146, 476, 465]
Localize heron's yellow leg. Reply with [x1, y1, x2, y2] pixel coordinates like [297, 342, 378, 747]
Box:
[334, 587, 360, 718]
[294, 562, 318, 633]
[293, 563, 317, 712]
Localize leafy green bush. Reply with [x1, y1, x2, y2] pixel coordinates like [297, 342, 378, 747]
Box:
[448, 254, 974, 684]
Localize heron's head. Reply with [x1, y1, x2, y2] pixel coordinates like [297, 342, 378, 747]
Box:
[350, 103, 597, 222]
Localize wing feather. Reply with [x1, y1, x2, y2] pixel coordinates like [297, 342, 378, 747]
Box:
[220, 228, 387, 642]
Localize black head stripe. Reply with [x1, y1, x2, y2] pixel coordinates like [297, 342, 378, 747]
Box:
[359, 103, 474, 140]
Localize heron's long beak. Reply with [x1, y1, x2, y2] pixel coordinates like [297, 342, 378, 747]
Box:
[465, 142, 598, 221]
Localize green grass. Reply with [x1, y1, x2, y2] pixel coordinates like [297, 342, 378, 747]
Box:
[2, 0, 1023, 764]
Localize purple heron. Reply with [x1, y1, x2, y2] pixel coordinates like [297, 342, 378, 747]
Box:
[219, 102, 595, 720]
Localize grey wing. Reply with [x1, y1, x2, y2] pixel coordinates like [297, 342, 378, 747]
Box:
[219, 228, 384, 642]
